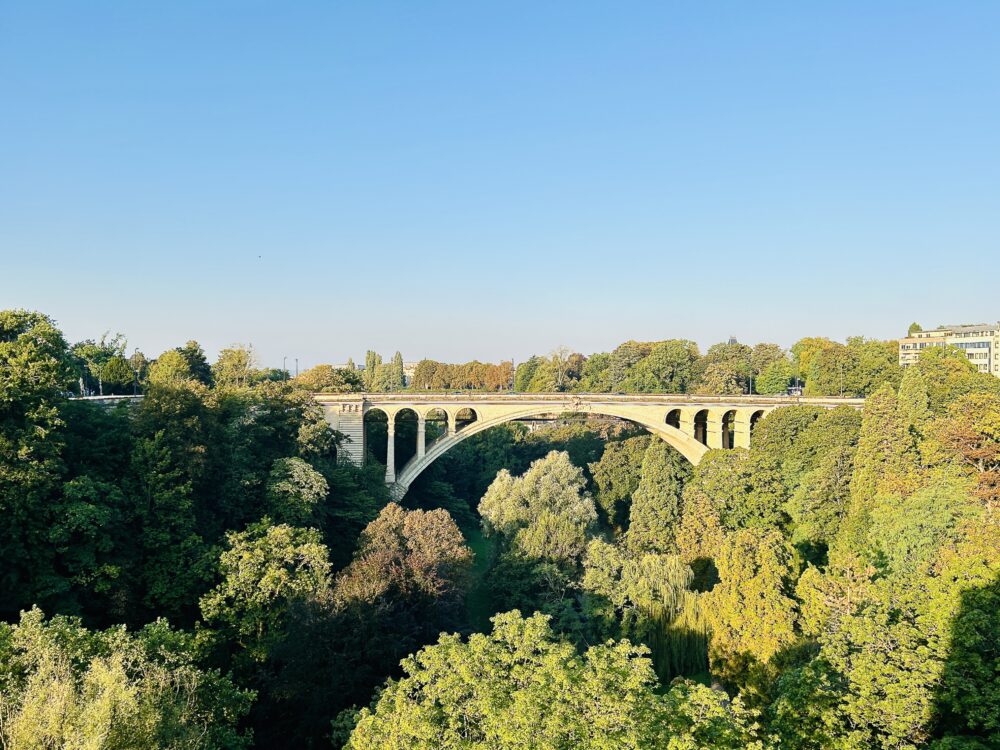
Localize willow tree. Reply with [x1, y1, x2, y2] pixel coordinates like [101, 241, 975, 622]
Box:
[583, 540, 706, 680]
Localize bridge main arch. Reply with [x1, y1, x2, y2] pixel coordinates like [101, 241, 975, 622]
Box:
[315, 393, 865, 501]
[392, 402, 708, 499]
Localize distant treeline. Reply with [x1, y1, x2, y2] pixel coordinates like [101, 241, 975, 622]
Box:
[300, 335, 901, 397]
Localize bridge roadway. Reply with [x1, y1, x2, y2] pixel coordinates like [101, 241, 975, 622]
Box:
[315, 393, 864, 499]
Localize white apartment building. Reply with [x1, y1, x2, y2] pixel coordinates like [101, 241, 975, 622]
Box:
[898, 323, 1000, 376]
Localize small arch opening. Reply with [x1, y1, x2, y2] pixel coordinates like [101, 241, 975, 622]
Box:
[694, 409, 709, 446]
[424, 407, 449, 443]
[393, 408, 419, 472]
[750, 409, 765, 433]
[455, 407, 479, 432]
[665, 408, 681, 429]
[721, 409, 737, 449]
[363, 407, 389, 465]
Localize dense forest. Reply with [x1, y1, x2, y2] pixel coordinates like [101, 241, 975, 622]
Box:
[1, 309, 998, 748]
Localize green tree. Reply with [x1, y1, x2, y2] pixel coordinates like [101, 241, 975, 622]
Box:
[71, 332, 126, 396]
[922, 391, 1000, 506]
[213, 344, 258, 388]
[607, 340, 648, 391]
[790, 336, 837, 385]
[363, 350, 381, 391]
[787, 443, 855, 553]
[674, 487, 725, 589]
[294, 363, 363, 393]
[866, 476, 980, 577]
[513, 355, 543, 391]
[578, 351, 612, 391]
[582, 540, 703, 680]
[849, 383, 919, 500]
[694, 341, 752, 394]
[391, 351, 405, 389]
[588, 435, 650, 531]
[347, 610, 764, 749]
[0, 310, 73, 614]
[906, 346, 1000, 413]
[100, 354, 134, 394]
[624, 340, 700, 393]
[626, 440, 688, 554]
[683, 450, 787, 533]
[265, 456, 329, 525]
[0, 607, 252, 750]
[200, 522, 332, 663]
[750, 343, 786, 380]
[838, 384, 921, 563]
[692, 362, 743, 395]
[756, 358, 792, 394]
[479, 451, 597, 623]
[703, 529, 798, 688]
[147, 348, 193, 386]
[176, 340, 213, 386]
[479, 450, 597, 562]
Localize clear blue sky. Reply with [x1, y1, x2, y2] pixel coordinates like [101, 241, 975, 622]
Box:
[2, 2, 998, 369]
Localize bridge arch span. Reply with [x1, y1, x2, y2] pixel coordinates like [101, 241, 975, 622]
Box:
[393, 403, 709, 498]
[315, 393, 865, 501]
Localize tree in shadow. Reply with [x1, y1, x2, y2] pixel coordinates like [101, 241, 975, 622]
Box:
[930, 572, 1000, 747]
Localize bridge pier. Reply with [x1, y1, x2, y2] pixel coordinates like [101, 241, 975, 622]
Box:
[417, 416, 426, 459]
[385, 420, 396, 483]
[320, 398, 366, 465]
[734, 412, 752, 449]
[707, 411, 724, 450]
[680, 409, 696, 442]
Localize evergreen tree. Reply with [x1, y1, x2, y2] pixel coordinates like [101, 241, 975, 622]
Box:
[626, 440, 687, 554]
[363, 350, 381, 391]
[838, 384, 921, 563]
[391, 351, 405, 390]
[513, 355, 542, 392]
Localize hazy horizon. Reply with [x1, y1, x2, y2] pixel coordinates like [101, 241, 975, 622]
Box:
[4, 2, 999, 369]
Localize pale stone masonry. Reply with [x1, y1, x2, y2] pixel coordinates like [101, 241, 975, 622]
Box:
[899, 323, 1000, 376]
[316, 393, 864, 500]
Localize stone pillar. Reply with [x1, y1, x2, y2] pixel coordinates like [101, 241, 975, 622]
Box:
[734, 411, 752, 449]
[707, 410, 724, 450]
[417, 416, 426, 459]
[385, 419, 396, 483]
[448, 411, 457, 436]
[679, 409, 696, 440]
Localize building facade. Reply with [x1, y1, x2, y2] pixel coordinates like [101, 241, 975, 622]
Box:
[899, 323, 1000, 376]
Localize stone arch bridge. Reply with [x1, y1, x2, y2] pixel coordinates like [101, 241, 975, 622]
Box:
[316, 393, 863, 500]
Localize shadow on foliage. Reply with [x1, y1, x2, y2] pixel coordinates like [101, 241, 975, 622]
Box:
[931, 573, 1000, 747]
